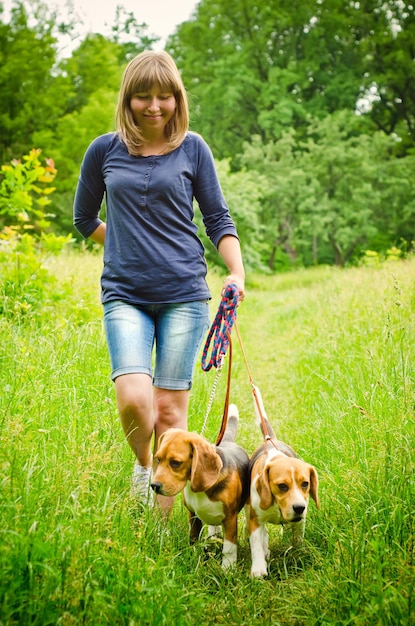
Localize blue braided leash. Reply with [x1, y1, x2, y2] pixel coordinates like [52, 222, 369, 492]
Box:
[201, 283, 239, 371]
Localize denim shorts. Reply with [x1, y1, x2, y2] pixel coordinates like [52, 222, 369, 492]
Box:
[103, 300, 210, 390]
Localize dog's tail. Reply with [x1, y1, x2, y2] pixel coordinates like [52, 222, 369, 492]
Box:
[221, 403, 239, 443]
[253, 386, 277, 439]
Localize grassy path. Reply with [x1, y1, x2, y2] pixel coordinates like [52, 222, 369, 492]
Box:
[1, 252, 414, 624]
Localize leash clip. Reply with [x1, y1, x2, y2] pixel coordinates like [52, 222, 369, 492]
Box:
[217, 350, 227, 369]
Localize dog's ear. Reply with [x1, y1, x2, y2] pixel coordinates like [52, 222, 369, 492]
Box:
[309, 466, 320, 509]
[190, 438, 222, 492]
[257, 464, 273, 510]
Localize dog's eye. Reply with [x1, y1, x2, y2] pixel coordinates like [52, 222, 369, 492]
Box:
[301, 481, 309, 490]
[169, 460, 181, 470]
[277, 484, 289, 492]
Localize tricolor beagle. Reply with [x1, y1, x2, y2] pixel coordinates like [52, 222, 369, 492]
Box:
[248, 387, 320, 577]
[151, 405, 250, 569]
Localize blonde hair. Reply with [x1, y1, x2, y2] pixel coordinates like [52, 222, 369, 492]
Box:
[116, 51, 189, 155]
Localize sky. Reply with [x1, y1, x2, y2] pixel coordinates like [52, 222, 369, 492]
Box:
[4, 0, 200, 50]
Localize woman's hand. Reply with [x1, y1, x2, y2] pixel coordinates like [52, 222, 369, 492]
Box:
[221, 274, 245, 303]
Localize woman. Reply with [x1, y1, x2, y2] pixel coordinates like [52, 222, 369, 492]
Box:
[73, 50, 245, 514]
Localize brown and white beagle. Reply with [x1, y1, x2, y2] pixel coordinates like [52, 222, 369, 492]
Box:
[151, 405, 250, 569]
[247, 387, 320, 577]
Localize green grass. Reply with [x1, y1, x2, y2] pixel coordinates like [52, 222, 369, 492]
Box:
[1, 250, 414, 625]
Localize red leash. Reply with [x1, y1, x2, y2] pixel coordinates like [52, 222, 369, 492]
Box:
[201, 284, 275, 449]
[201, 283, 239, 444]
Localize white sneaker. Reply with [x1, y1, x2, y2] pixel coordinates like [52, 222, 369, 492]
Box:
[131, 460, 153, 506]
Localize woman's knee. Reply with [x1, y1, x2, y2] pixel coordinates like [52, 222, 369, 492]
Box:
[154, 388, 189, 430]
[115, 373, 152, 417]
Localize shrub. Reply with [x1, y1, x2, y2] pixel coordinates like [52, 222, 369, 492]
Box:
[0, 149, 73, 319]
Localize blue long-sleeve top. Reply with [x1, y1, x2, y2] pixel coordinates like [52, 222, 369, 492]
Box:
[73, 131, 239, 304]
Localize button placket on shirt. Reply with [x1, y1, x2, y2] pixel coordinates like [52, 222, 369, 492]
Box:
[139, 157, 155, 209]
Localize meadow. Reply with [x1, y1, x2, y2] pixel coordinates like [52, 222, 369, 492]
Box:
[1, 250, 414, 625]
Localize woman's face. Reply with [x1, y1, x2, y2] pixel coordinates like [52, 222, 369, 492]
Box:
[130, 85, 176, 135]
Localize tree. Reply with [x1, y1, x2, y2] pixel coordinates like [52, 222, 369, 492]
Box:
[168, 0, 369, 158]
[194, 158, 267, 272]
[168, 0, 415, 159]
[240, 131, 308, 269]
[0, 1, 68, 161]
[59, 34, 123, 113]
[241, 111, 413, 268]
[109, 5, 159, 60]
[356, 0, 415, 155]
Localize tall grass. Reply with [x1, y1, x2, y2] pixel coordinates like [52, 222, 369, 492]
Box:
[1, 250, 414, 625]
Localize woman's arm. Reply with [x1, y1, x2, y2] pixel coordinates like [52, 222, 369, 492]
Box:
[89, 223, 106, 245]
[73, 135, 108, 240]
[218, 234, 245, 301]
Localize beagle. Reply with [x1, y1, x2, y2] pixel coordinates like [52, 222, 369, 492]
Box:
[248, 387, 320, 577]
[151, 405, 250, 569]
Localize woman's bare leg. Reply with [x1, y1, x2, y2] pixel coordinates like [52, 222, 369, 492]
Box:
[153, 387, 190, 515]
[115, 373, 155, 468]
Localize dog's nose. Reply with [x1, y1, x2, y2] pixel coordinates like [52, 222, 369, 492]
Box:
[293, 504, 305, 515]
[151, 482, 162, 494]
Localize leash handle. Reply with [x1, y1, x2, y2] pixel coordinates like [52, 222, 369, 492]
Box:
[201, 283, 239, 371]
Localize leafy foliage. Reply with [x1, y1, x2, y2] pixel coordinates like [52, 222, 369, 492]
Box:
[0, 0, 66, 163]
[195, 159, 268, 272]
[240, 112, 415, 267]
[0, 0, 414, 270]
[0, 148, 73, 318]
[0, 148, 57, 229]
[170, 0, 415, 156]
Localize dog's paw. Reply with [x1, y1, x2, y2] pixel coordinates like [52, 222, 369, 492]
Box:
[207, 525, 222, 538]
[221, 557, 237, 571]
[251, 564, 268, 578]
[250, 551, 268, 577]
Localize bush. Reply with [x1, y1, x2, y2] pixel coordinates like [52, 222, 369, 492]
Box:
[0, 149, 73, 319]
